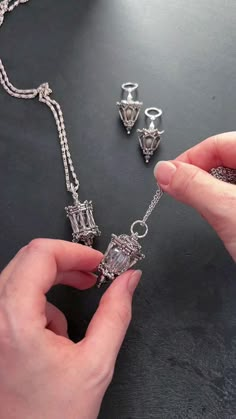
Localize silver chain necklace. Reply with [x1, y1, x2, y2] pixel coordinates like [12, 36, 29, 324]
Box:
[0, 0, 183, 287]
[0, 0, 165, 284]
[0, 0, 100, 246]
[3, 0, 236, 287]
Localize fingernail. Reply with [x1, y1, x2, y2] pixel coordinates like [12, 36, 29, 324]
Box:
[128, 270, 142, 295]
[154, 161, 176, 186]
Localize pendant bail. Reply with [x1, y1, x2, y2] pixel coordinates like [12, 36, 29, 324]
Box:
[70, 182, 79, 204]
[121, 82, 139, 101]
[130, 220, 148, 239]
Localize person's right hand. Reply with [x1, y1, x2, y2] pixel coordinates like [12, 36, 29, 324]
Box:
[154, 132, 236, 261]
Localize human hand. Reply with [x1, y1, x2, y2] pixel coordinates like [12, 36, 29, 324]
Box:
[154, 132, 236, 261]
[0, 239, 141, 419]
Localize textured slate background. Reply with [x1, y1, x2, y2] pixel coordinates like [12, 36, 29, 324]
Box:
[0, 1, 236, 418]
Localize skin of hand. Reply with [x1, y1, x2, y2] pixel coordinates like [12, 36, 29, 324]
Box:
[154, 132, 236, 261]
[0, 239, 142, 419]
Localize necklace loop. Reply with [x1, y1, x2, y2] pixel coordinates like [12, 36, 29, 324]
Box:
[130, 220, 148, 239]
[145, 107, 162, 120]
[121, 82, 138, 93]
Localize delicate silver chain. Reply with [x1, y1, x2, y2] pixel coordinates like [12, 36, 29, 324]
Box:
[210, 167, 236, 185]
[0, 0, 80, 197]
[137, 164, 236, 235]
[0, 0, 30, 26]
[130, 185, 163, 239]
[142, 185, 163, 224]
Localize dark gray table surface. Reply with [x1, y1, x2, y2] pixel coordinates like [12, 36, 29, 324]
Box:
[1, 1, 236, 418]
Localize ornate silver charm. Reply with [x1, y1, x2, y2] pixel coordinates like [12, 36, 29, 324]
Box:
[0, 55, 101, 249]
[65, 195, 100, 247]
[210, 166, 236, 184]
[137, 107, 164, 163]
[97, 186, 163, 287]
[97, 229, 145, 287]
[117, 82, 143, 134]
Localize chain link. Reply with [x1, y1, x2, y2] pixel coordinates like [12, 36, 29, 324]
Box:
[0, 0, 80, 194]
[210, 166, 236, 185]
[142, 185, 163, 224]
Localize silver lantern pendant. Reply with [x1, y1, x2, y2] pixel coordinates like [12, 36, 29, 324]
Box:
[137, 107, 164, 163]
[117, 82, 143, 134]
[97, 220, 148, 287]
[97, 185, 163, 288]
[65, 187, 100, 247]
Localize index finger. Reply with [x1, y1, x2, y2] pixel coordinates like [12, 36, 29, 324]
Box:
[176, 132, 236, 170]
[2, 239, 102, 313]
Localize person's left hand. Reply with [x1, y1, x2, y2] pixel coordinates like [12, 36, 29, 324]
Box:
[0, 239, 141, 419]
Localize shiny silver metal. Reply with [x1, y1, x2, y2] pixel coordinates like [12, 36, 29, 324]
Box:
[0, 0, 29, 26]
[137, 107, 164, 163]
[0, 5, 101, 247]
[145, 107, 162, 119]
[97, 233, 145, 287]
[130, 220, 148, 239]
[65, 200, 101, 247]
[97, 185, 163, 287]
[142, 186, 163, 223]
[117, 82, 143, 134]
[210, 167, 236, 184]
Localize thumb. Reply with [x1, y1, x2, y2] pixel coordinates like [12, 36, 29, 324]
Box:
[154, 160, 236, 256]
[83, 270, 142, 371]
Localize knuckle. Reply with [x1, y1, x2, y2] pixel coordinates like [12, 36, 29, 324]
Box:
[114, 303, 132, 327]
[27, 238, 47, 253]
[16, 245, 28, 257]
[100, 295, 132, 328]
[172, 165, 200, 198]
[212, 134, 221, 157]
[183, 168, 200, 196]
[221, 188, 236, 206]
[87, 354, 114, 386]
[0, 301, 11, 348]
[211, 188, 236, 220]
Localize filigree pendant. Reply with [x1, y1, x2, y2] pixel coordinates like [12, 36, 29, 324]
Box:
[97, 186, 163, 288]
[117, 82, 142, 134]
[137, 107, 164, 163]
[97, 226, 146, 287]
[65, 199, 101, 247]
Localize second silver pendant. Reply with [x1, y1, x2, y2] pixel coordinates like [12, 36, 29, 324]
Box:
[137, 107, 164, 163]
